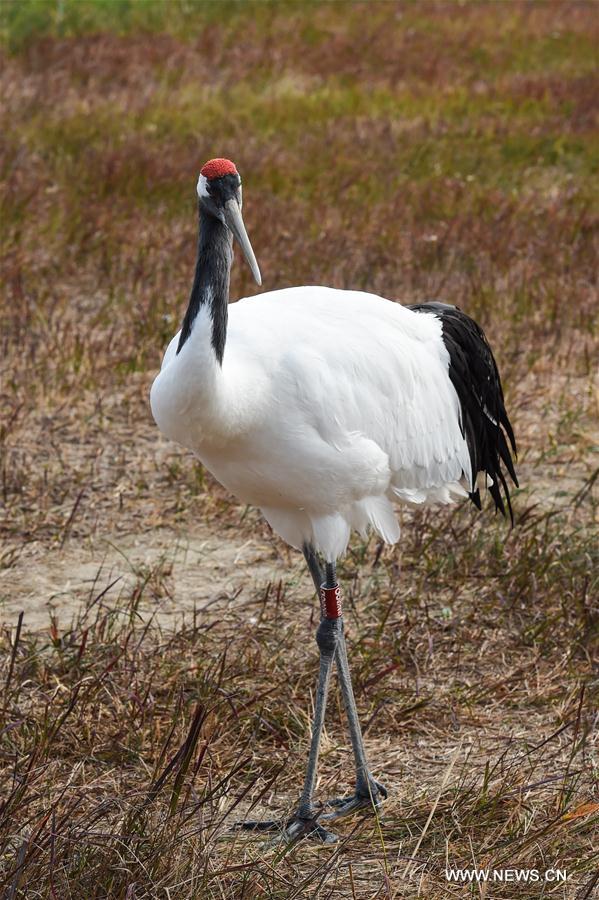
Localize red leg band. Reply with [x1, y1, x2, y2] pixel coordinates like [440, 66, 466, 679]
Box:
[320, 584, 343, 619]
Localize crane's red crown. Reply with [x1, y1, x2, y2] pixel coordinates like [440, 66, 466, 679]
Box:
[200, 158, 238, 180]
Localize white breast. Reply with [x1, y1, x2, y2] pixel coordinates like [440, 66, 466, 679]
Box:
[151, 286, 471, 559]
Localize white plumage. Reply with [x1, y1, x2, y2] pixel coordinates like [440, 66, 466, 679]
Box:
[151, 285, 472, 560]
[149, 159, 517, 842]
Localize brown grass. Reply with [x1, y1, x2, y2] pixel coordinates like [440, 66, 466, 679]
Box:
[0, 1, 597, 897]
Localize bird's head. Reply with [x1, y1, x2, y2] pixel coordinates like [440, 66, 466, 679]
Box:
[197, 158, 261, 286]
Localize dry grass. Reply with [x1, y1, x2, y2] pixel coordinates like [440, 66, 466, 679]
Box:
[0, 1, 597, 897]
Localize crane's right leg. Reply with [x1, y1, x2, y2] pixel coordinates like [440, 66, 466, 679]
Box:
[319, 561, 387, 819]
[232, 546, 340, 844]
[285, 612, 341, 842]
[296, 550, 386, 825]
[264, 548, 341, 842]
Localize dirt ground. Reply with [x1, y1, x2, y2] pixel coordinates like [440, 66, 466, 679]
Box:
[1, 2, 597, 898]
[1, 524, 296, 631]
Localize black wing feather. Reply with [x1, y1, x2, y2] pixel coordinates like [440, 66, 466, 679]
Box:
[408, 301, 518, 523]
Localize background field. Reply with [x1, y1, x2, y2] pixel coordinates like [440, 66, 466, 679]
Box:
[0, 1, 597, 897]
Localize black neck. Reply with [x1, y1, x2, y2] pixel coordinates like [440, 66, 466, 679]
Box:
[177, 204, 232, 363]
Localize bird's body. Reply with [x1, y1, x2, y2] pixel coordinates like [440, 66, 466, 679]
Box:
[150, 158, 518, 844]
[151, 285, 478, 559]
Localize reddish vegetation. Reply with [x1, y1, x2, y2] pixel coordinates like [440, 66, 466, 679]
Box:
[0, 2, 597, 897]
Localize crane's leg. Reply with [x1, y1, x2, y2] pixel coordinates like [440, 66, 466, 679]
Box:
[287, 607, 341, 842]
[261, 550, 343, 842]
[234, 548, 385, 843]
[303, 542, 324, 593]
[233, 547, 341, 844]
[318, 559, 388, 821]
[321, 617, 388, 819]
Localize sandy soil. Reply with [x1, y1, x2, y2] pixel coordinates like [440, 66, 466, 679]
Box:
[0, 525, 314, 633]
[2, 453, 594, 637]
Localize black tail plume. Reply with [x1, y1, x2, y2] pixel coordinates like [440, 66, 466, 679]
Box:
[409, 302, 518, 523]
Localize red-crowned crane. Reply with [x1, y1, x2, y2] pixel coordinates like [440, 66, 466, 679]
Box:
[150, 158, 518, 844]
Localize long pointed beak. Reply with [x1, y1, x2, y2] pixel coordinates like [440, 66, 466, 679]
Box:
[223, 199, 262, 286]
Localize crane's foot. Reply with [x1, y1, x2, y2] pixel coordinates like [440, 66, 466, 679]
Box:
[232, 815, 338, 846]
[320, 779, 388, 821]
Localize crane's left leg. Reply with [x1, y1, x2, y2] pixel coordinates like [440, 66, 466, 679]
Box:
[233, 548, 341, 844]
[309, 556, 388, 821]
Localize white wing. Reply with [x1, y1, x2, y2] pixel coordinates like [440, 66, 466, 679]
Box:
[176, 286, 473, 557]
